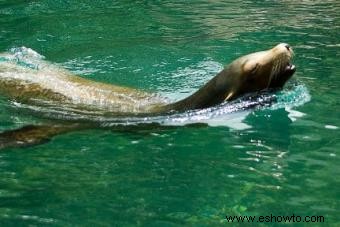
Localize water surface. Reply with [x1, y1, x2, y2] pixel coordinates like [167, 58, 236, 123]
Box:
[0, 0, 339, 225]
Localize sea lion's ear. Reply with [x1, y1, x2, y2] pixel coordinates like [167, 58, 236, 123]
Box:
[243, 60, 259, 74]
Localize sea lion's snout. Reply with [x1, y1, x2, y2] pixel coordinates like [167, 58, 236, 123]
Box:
[274, 43, 294, 56]
[279, 43, 296, 72]
[266, 43, 296, 88]
[280, 43, 292, 52]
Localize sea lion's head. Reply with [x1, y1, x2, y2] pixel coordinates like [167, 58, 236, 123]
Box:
[225, 43, 296, 100]
[161, 43, 297, 112]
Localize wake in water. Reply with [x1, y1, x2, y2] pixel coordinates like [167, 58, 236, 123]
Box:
[1, 47, 311, 130]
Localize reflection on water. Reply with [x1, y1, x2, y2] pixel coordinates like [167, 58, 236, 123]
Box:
[0, 0, 339, 225]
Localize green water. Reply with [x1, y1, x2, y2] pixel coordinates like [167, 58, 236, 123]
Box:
[0, 0, 339, 226]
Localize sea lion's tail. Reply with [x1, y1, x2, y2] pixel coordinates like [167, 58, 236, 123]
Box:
[0, 123, 82, 150]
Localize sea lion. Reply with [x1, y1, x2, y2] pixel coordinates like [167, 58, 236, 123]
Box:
[0, 43, 296, 148]
[0, 43, 295, 116]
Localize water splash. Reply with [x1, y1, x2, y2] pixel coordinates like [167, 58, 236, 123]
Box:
[271, 83, 311, 110]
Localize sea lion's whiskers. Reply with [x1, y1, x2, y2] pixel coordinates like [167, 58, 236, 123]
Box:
[268, 57, 281, 87]
[267, 53, 289, 88]
[276, 57, 285, 78]
[268, 66, 276, 88]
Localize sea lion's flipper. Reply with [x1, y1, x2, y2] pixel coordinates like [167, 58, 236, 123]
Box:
[0, 123, 82, 150]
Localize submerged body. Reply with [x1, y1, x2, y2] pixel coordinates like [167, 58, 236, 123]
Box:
[0, 43, 295, 117]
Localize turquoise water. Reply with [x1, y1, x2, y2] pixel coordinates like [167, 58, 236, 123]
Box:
[0, 0, 339, 226]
